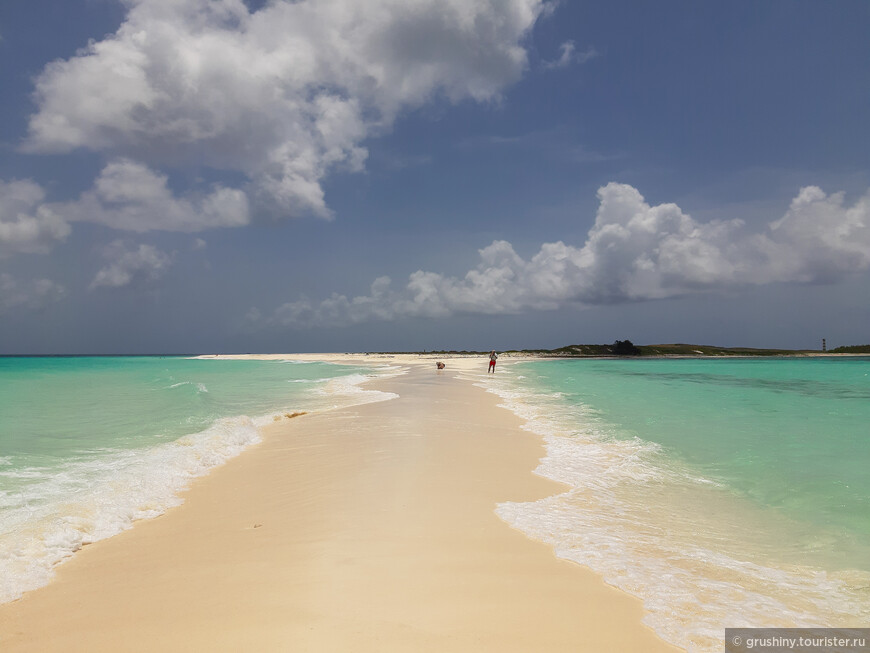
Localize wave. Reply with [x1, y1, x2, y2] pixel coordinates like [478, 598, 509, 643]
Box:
[466, 363, 870, 653]
[165, 380, 208, 393]
[0, 363, 402, 605]
[0, 415, 260, 604]
[314, 367, 405, 407]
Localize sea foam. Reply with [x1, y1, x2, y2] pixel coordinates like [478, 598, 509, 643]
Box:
[0, 363, 402, 605]
[462, 364, 870, 653]
[0, 415, 260, 604]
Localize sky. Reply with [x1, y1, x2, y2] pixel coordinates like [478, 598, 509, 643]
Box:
[0, 0, 868, 354]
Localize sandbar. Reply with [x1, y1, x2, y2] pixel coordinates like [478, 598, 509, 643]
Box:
[0, 355, 680, 652]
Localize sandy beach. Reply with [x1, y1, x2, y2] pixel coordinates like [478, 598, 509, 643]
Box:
[0, 355, 680, 652]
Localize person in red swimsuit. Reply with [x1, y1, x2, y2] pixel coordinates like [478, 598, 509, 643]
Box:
[488, 350, 498, 373]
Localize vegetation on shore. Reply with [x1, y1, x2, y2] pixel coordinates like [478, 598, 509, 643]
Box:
[514, 342, 823, 357]
[411, 341, 840, 358]
[829, 344, 870, 354]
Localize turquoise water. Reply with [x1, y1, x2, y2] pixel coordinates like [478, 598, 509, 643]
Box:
[467, 357, 870, 653]
[0, 356, 397, 603]
[521, 358, 870, 539]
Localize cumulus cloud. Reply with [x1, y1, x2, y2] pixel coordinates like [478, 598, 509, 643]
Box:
[90, 240, 173, 289]
[264, 182, 870, 327]
[25, 0, 548, 221]
[58, 159, 250, 232]
[542, 41, 598, 70]
[0, 179, 70, 255]
[0, 273, 65, 313]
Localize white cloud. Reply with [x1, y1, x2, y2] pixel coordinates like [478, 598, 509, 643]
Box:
[25, 0, 548, 221]
[58, 159, 250, 233]
[542, 40, 598, 70]
[90, 240, 173, 289]
[0, 179, 70, 254]
[264, 183, 870, 327]
[0, 273, 65, 313]
[765, 185, 870, 283]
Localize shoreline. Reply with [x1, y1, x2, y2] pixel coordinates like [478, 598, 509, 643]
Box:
[0, 356, 680, 652]
[0, 358, 401, 607]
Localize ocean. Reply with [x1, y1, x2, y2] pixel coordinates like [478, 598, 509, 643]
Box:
[467, 357, 870, 653]
[0, 356, 399, 604]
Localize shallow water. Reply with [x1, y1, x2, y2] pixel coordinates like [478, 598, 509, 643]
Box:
[464, 357, 870, 653]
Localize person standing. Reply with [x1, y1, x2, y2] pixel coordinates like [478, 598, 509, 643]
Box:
[488, 350, 498, 373]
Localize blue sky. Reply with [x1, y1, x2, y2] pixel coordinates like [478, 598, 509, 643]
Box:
[1, 0, 868, 354]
